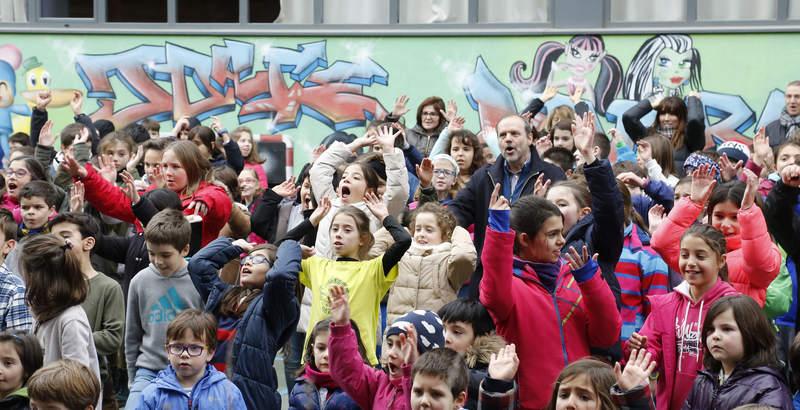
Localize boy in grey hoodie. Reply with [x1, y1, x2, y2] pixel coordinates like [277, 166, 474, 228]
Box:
[124, 209, 203, 409]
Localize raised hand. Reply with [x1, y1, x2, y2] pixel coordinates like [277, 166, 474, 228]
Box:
[447, 116, 465, 132]
[440, 100, 458, 124]
[648, 204, 666, 233]
[570, 86, 585, 104]
[69, 181, 85, 213]
[300, 244, 316, 259]
[97, 155, 117, 183]
[565, 245, 598, 271]
[309, 197, 332, 227]
[231, 239, 255, 253]
[61, 153, 87, 179]
[399, 324, 419, 366]
[120, 171, 140, 204]
[328, 285, 350, 325]
[127, 144, 145, 173]
[376, 125, 402, 152]
[171, 115, 191, 138]
[718, 153, 743, 182]
[489, 183, 509, 211]
[541, 86, 558, 102]
[391, 95, 410, 117]
[347, 132, 378, 154]
[416, 158, 434, 188]
[363, 191, 388, 222]
[75, 126, 90, 145]
[689, 163, 718, 204]
[740, 168, 759, 210]
[70, 90, 83, 115]
[533, 173, 551, 198]
[535, 135, 553, 158]
[311, 144, 326, 162]
[616, 172, 647, 189]
[38, 120, 55, 147]
[35, 90, 52, 111]
[752, 127, 773, 169]
[572, 112, 596, 164]
[272, 177, 298, 199]
[628, 332, 648, 351]
[614, 349, 657, 391]
[187, 200, 209, 217]
[781, 164, 800, 188]
[488, 344, 519, 382]
[210, 116, 224, 133]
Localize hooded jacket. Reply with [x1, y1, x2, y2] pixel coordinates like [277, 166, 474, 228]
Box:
[288, 366, 361, 410]
[682, 365, 792, 410]
[188, 238, 302, 410]
[76, 163, 232, 247]
[386, 225, 476, 325]
[629, 280, 738, 410]
[0, 387, 29, 410]
[405, 122, 446, 157]
[464, 333, 506, 410]
[137, 364, 246, 409]
[651, 197, 780, 306]
[479, 224, 621, 409]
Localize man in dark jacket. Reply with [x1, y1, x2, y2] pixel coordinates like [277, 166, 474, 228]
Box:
[449, 114, 565, 298]
[766, 80, 800, 148]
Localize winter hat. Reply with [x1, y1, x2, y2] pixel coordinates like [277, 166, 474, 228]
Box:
[93, 119, 115, 138]
[716, 141, 751, 164]
[386, 310, 444, 355]
[683, 152, 722, 181]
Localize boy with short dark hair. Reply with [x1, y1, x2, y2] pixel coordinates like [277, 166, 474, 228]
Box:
[0, 208, 30, 331]
[125, 209, 203, 408]
[542, 146, 576, 174]
[437, 298, 504, 410]
[410, 348, 469, 410]
[138, 309, 246, 408]
[18, 180, 57, 236]
[8, 132, 30, 149]
[49, 212, 125, 406]
[28, 359, 101, 410]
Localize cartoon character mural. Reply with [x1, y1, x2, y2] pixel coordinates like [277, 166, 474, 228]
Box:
[509, 35, 623, 115]
[12, 57, 79, 134]
[0, 44, 31, 163]
[623, 34, 702, 100]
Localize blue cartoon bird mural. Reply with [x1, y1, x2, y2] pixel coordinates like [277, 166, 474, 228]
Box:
[0, 44, 31, 164]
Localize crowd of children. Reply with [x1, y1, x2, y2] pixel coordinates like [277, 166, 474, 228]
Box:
[1, 81, 800, 410]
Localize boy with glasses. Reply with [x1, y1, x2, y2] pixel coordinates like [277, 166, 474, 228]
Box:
[137, 309, 246, 408]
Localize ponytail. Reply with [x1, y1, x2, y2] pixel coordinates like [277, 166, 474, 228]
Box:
[21, 234, 87, 323]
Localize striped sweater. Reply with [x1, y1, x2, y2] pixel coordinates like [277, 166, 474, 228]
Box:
[615, 223, 670, 341]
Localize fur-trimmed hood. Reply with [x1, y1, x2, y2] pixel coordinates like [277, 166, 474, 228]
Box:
[465, 333, 506, 368]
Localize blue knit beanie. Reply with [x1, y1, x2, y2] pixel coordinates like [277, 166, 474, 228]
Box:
[386, 310, 444, 355]
[683, 152, 722, 181]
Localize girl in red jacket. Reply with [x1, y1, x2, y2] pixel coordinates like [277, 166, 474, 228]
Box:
[63, 140, 232, 247]
[629, 223, 738, 410]
[651, 163, 780, 307]
[479, 184, 620, 409]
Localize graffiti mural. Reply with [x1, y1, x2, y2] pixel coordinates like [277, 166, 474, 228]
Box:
[74, 39, 389, 131]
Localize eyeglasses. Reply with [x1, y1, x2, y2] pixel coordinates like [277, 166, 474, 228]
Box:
[6, 169, 28, 179]
[166, 343, 206, 357]
[242, 255, 271, 266]
[433, 169, 456, 177]
[421, 112, 440, 118]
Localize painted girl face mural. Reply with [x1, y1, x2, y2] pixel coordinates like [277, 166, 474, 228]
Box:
[623, 34, 702, 101]
[563, 39, 606, 76]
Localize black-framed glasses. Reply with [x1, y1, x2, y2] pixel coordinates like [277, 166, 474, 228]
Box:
[242, 255, 271, 266]
[166, 343, 206, 357]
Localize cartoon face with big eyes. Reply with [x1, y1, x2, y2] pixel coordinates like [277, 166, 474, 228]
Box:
[563, 43, 606, 75]
[652, 48, 693, 93]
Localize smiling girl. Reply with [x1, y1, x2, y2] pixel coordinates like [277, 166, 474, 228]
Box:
[232, 126, 267, 189]
[682, 295, 792, 409]
[651, 165, 781, 307]
[1, 156, 48, 224]
[65, 140, 232, 247]
[628, 223, 738, 410]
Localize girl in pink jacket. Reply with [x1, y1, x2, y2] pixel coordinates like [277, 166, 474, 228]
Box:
[629, 222, 739, 410]
[651, 164, 780, 306]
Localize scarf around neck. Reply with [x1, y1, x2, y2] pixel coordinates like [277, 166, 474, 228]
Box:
[780, 109, 800, 137]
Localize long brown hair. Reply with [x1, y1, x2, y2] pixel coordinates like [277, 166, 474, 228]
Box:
[447, 130, 486, 175]
[545, 358, 615, 410]
[653, 96, 688, 150]
[331, 206, 374, 260]
[218, 243, 277, 317]
[231, 126, 264, 164]
[642, 133, 675, 177]
[21, 234, 87, 323]
[164, 140, 213, 195]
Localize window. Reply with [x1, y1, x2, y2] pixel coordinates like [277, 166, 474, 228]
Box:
[273, 0, 312, 23]
[0, 0, 27, 22]
[697, 0, 777, 21]
[108, 0, 166, 22]
[792, 0, 800, 19]
[250, 0, 281, 23]
[400, 0, 468, 24]
[177, 0, 238, 23]
[478, 0, 548, 23]
[41, 0, 93, 18]
[323, 0, 390, 24]
[610, 0, 685, 22]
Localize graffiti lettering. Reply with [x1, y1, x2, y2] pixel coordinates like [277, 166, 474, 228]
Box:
[75, 40, 388, 130]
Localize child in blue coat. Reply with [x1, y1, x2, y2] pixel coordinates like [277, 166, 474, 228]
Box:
[137, 309, 246, 409]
